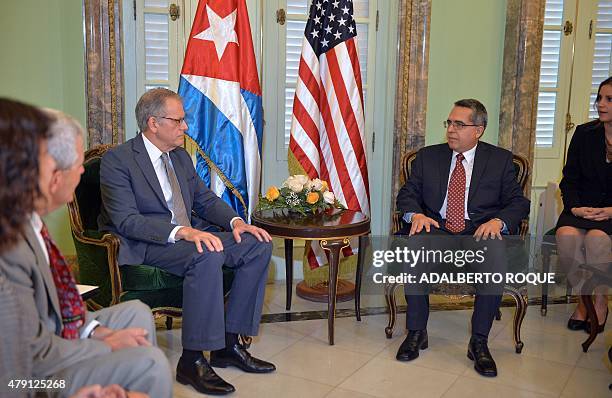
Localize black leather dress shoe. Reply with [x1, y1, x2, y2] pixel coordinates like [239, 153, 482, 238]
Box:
[210, 343, 276, 373]
[396, 330, 428, 362]
[567, 318, 588, 331]
[176, 357, 235, 395]
[467, 337, 497, 377]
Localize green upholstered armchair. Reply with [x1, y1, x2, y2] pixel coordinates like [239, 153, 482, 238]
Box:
[68, 144, 234, 330]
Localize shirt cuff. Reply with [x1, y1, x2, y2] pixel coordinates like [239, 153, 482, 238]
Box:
[230, 217, 243, 230]
[168, 225, 183, 243]
[403, 212, 415, 224]
[493, 218, 509, 234]
[80, 319, 101, 339]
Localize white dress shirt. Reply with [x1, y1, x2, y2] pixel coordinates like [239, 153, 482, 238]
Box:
[142, 134, 242, 242]
[142, 134, 183, 243]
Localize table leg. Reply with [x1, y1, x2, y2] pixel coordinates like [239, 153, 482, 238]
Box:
[581, 288, 599, 352]
[355, 235, 368, 321]
[284, 239, 293, 311]
[321, 238, 350, 345]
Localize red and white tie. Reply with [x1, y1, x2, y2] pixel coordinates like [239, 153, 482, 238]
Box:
[446, 153, 466, 233]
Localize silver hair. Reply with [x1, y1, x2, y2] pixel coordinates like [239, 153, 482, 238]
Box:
[43, 109, 84, 170]
[454, 98, 488, 129]
[135, 88, 182, 132]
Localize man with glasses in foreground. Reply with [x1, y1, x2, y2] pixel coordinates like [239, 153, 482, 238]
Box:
[98, 88, 275, 396]
[394, 99, 530, 377]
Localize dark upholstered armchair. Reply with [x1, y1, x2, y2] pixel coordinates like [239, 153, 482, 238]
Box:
[385, 150, 531, 353]
[68, 145, 234, 330]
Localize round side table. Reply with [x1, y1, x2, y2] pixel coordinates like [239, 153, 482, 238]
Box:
[252, 208, 370, 345]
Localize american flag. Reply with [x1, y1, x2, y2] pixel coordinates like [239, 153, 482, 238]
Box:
[289, 0, 370, 268]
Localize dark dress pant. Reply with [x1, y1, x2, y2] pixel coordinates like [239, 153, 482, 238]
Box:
[400, 221, 505, 339]
[141, 232, 272, 351]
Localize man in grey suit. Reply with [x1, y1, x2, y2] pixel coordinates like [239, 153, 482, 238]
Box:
[98, 88, 275, 395]
[0, 107, 172, 398]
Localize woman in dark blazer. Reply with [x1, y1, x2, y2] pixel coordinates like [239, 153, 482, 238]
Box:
[556, 77, 612, 334]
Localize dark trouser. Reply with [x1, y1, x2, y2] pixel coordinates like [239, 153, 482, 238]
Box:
[142, 232, 272, 351]
[402, 220, 506, 339]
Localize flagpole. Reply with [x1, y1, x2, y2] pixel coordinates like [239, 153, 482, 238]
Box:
[258, 0, 264, 89]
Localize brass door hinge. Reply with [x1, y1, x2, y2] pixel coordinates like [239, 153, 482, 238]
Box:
[376, 10, 379, 31]
[563, 20, 573, 35]
[169, 3, 180, 21]
[276, 8, 286, 25]
[565, 113, 575, 134]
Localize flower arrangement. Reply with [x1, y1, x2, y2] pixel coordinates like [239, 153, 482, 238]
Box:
[258, 175, 345, 215]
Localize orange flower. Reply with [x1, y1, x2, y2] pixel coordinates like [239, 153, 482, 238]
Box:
[321, 180, 329, 192]
[306, 191, 319, 204]
[265, 186, 280, 201]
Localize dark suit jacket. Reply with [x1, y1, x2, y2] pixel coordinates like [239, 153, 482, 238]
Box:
[396, 141, 530, 233]
[559, 120, 611, 210]
[98, 133, 238, 265]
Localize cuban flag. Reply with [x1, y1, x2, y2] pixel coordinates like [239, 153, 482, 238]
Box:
[178, 0, 262, 220]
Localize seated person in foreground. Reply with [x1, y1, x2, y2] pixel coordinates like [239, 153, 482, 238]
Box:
[395, 98, 530, 377]
[98, 88, 275, 396]
[557, 76, 612, 334]
[0, 98, 171, 398]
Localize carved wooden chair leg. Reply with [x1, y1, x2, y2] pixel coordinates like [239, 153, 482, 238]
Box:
[385, 282, 399, 338]
[166, 316, 173, 330]
[505, 286, 527, 353]
[541, 245, 551, 316]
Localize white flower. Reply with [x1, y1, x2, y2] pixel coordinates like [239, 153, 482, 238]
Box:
[283, 176, 304, 193]
[294, 174, 309, 186]
[307, 178, 324, 191]
[323, 191, 335, 204]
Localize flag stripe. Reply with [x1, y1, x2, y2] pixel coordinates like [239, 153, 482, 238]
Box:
[346, 38, 364, 107]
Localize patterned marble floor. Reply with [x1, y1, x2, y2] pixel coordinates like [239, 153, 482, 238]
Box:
[156, 281, 611, 398]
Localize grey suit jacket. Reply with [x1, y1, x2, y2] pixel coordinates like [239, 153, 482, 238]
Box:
[0, 224, 110, 378]
[98, 133, 238, 265]
[0, 269, 30, 398]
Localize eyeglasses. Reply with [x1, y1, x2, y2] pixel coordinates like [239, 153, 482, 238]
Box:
[155, 116, 185, 125]
[443, 120, 481, 130]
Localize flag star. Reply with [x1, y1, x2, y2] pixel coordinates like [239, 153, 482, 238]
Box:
[348, 25, 355, 33]
[325, 25, 333, 34]
[193, 6, 238, 61]
[332, 0, 339, 8]
[322, 38, 329, 47]
[311, 29, 320, 38]
[333, 30, 342, 40]
[316, 1, 322, 10]
[338, 17, 346, 26]
[342, 6, 350, 14]
[328, 14, 335, 22]
[314, 15, 321, 24]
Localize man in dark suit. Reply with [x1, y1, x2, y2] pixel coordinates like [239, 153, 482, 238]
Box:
[98, 88, 275, 395]
[395, 99, 530, 377]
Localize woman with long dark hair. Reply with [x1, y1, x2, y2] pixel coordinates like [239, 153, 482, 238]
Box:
[0, 98, 53, 398]
[556, 77, 612, 334]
